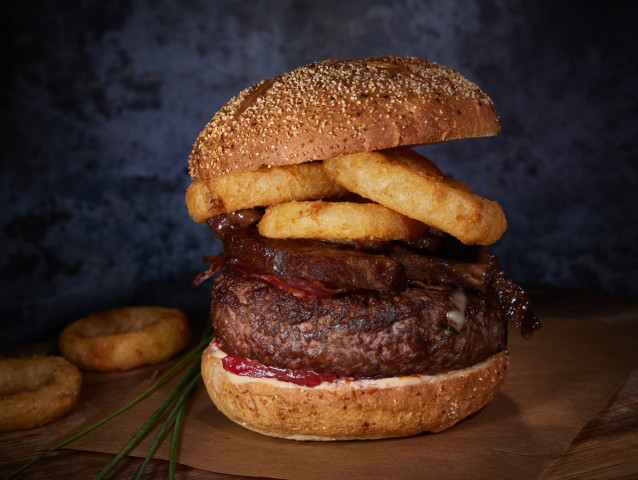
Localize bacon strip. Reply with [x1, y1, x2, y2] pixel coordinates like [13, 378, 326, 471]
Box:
[229, 265, 356, 299]
[191, 255, 227, 287]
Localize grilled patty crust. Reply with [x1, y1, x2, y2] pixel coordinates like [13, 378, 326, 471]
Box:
[211, 270, 507, 378]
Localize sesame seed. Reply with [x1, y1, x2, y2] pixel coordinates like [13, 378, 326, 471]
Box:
[187, 56, 499, 180]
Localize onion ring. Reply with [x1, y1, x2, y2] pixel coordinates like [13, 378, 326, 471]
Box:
[58, 306, 191, 372]
[186, 162, 347, 223]
[258, 200, 428, 241]
[0, 355, 82, 432]
[323, 151, 506, 245]
[382, 147, 472, 193]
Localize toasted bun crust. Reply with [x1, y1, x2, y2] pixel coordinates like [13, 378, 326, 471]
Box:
[201, 345, 508, 441]
[188, 56, 500, 181]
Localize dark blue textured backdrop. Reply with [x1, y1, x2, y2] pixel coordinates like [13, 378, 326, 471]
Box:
[2, 0, 637, 348]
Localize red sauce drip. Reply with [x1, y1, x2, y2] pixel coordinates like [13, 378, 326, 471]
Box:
[221, 353, 338, 387]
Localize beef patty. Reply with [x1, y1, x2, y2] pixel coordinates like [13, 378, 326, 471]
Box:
[211, 270, 507, 378]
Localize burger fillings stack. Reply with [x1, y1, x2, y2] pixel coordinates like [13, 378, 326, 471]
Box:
[185, 56, 540, 440]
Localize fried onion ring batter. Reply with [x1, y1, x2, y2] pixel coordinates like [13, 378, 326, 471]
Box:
[0, 355, 82, 432]
[258, 200, 428, 241]
[382, 147, 472, 193]
[58, 306, 191, 371]
[186, 162, 347, 223]
[323, 151, 506, 245]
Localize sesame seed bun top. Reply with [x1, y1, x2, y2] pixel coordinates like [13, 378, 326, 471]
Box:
[188, 56, 501, 181]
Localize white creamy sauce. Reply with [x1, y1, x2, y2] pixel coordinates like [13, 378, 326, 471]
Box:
[211, 343, 227, 359]
[225, 367, 427, 390]
[445, 290, 468, 331]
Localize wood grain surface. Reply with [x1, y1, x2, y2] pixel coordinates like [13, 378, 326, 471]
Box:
[1, 286, 637, 480]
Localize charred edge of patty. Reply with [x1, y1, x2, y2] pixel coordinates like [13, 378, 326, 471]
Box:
[211, 270, 507, 378]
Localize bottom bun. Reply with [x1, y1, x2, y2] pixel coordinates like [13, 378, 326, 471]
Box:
[201, 343, 509, 441]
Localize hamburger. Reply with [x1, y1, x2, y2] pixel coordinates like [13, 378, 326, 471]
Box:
[186, 56, 540, 440]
